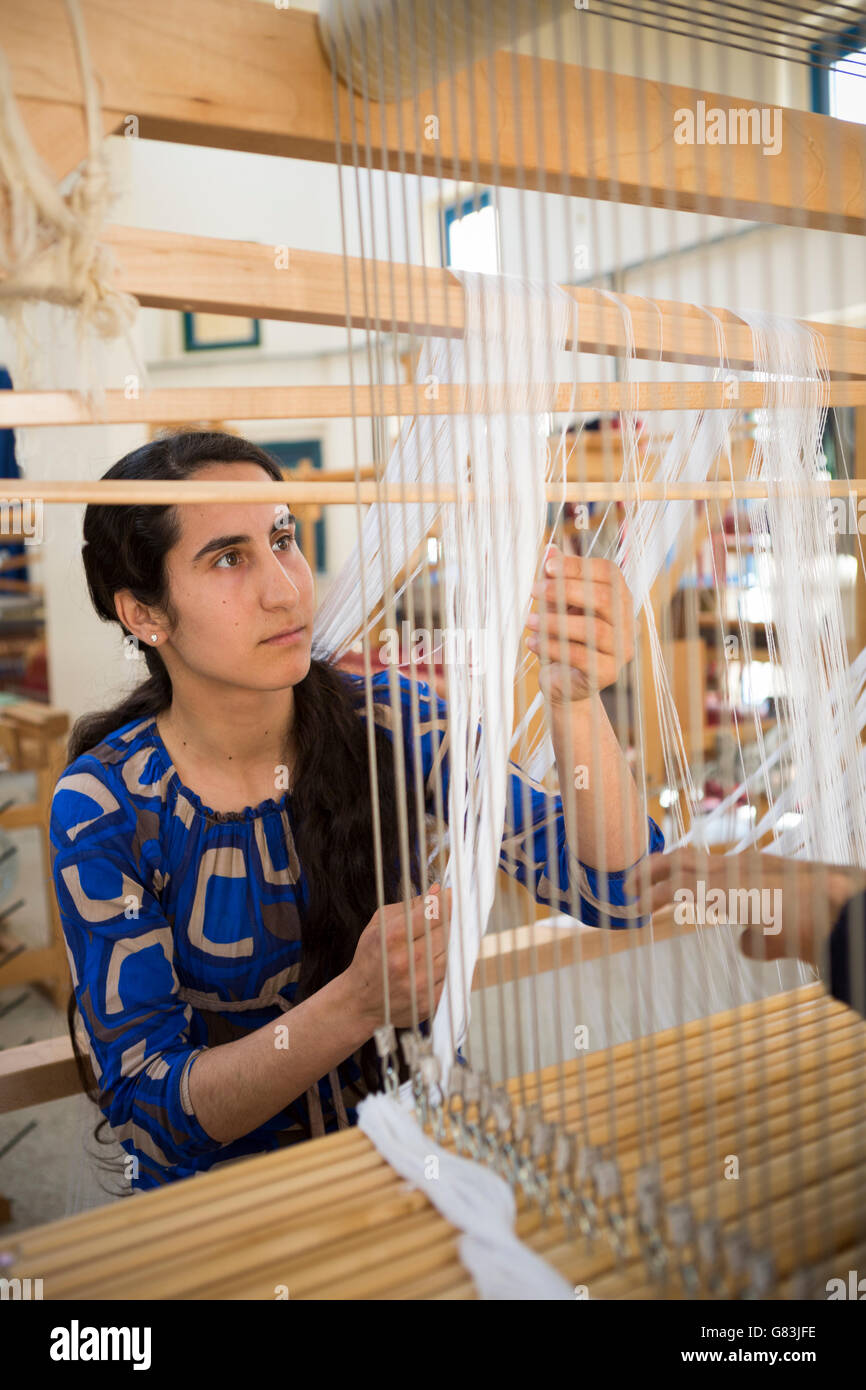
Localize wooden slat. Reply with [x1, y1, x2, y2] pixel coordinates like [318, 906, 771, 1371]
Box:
[855, 407, 866, 666]
[475, 904, 688, 988]
[0, 1035, 81, 1112]
[0, 801, 42, 830]
[4, 3, 865, 233]
[0, 944, 67, 993]
[101, 226, 866, 378]
[2, 379, 866, 431]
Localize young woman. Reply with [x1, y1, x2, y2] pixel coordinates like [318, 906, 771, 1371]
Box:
[51, 431, 663, 1192]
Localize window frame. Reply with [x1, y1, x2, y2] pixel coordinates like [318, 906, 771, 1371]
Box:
[810, 21, 866, 117]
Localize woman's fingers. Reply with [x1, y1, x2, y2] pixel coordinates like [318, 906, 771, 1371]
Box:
[528, 553, 636, 689]
[537, 553, 634, 619]
[527, 637, 621, 686]
[528, 611, 620, 655]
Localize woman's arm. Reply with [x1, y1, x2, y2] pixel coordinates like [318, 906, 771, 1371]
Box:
[187, 970, 370, 1144]
[382, 670, 661, 928]
[191, 883, 451, 1143]
[548, 691, 648, 872]
[497, 755, 663, 928]
[625, 848, 866, 1018]
[528, 545, 649, 871]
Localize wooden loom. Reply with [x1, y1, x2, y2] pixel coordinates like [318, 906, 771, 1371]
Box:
[1, 0, 866, 1300]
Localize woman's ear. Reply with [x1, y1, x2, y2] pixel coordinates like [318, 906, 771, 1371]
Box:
[113, 588, 164, 645]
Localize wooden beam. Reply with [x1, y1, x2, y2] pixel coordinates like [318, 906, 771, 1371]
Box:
[855, 406, 866, 668]
[101, 226, 866, 378]
[18, 97, 123, 181]
[474, 905, 689, 989]
[0, 1035, 83, 1113]
[2, 380, 866, 431]
[4, 2, 865, 234]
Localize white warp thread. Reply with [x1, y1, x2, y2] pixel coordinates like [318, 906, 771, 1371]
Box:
[665, 311, 866, 865]
[520, 296, 866, 867]
[314, 268, 577, 1071]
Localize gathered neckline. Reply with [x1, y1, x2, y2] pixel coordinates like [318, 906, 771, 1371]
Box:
[146, 717, 292, 823]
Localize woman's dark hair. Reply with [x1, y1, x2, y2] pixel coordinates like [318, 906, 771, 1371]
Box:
[65, 430, 424, 1192]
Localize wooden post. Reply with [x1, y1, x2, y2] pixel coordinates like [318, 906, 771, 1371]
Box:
[855, 407, 866, 669]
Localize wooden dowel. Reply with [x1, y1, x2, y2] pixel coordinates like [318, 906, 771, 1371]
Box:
[1, 480, 866, 506]
[509, 1002, 860, 1130]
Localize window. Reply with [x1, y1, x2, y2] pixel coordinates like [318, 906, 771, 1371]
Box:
[441, 191, 499, 272]
[811, 24, 866, 123]
[182, 312, 261, 351]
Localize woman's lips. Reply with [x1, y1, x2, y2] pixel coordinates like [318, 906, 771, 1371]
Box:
[262, 626, 306, 646]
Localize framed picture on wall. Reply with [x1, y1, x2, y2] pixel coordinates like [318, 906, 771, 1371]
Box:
[182, 312, 261, 351]
[262, 440, 326, 573]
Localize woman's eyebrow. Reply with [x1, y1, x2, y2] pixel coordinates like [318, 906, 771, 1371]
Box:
[192, 515, 296, 564]
[192, 533, 250, 563]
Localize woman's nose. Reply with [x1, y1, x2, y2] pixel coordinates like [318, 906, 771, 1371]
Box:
[262, 547, 300, 600]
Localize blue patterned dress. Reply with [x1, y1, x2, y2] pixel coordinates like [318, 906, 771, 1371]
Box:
[50, 668, 663, 1190]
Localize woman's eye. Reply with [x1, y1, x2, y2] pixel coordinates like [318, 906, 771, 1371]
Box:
[213, 532, 294, 568]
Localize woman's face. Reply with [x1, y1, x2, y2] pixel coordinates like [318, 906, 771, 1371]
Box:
[157, 460, 315, 691]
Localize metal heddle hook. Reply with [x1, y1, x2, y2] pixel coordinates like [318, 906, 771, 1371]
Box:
[374, 1022, 400, 1100]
